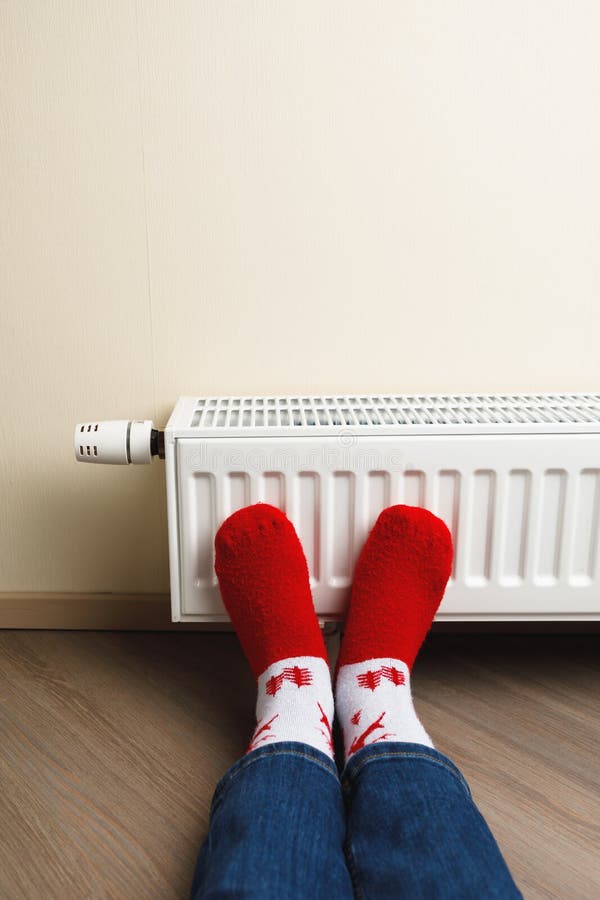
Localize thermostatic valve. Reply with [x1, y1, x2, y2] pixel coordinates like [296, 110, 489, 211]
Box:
[74, 419, 164, 464]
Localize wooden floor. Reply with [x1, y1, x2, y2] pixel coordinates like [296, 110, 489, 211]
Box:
[0, 631, 598, 900]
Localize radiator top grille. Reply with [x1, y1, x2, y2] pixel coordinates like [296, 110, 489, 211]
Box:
[178, 393, 600, 432]
[159, 393, 600, 437]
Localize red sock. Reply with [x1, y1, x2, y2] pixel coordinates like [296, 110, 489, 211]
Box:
[336, 505, 453, 761]
[215, 504, 333, 758]
[214, 503, 327, 680]
[337, 504, 453, 673]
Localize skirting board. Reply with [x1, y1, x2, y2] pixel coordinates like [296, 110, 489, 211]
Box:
[0, 593, 599, 632]
[0, 593, 208, 630]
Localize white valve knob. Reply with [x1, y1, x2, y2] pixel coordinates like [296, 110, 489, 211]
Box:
[74, 420, 157, 464]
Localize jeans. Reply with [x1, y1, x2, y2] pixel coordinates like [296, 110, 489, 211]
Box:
[190, 741, 522, 899]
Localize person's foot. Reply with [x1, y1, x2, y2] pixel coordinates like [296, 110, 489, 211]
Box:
[335, 505, 453, 761]
[215, 504, 334, 757]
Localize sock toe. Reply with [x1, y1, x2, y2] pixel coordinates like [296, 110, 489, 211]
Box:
[338, 504, 453, 672]
[215, 503, 327, 679]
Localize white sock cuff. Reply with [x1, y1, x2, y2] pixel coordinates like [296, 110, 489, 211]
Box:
[336, 657, 433, 758]
[252, 656, 334, 759]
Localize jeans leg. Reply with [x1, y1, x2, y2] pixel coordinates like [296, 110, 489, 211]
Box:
[342, 742, 522, 900]
[190, 741, 354, 900]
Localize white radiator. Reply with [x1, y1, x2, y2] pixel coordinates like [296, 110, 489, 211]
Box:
[163, 393, 600, 623]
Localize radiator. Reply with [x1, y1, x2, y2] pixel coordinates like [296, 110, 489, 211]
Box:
[160, 394, 600, 623]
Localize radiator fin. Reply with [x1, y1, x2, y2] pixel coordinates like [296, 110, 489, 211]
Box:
[536, 470, 567, 585]
[435, 471, 461, 581]
[571, 469, 600, 585]
[501, 470, 531, 586]
[296, 472, 320, 582]
[404, 470, 425, 506]
[467, 471, 496, 586]
[226, 472, 250, 516]
[367, 471, 390, 532]
[262, 471, 284, 509]
[331, 473, 354, 586]
[189, 473, 214, 590]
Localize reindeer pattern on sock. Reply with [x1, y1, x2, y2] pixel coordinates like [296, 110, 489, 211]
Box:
[338, 660, 430, 758]
[251, 658, 334, 757]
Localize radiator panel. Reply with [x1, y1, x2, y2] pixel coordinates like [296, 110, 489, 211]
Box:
[169, 434, 600, 621]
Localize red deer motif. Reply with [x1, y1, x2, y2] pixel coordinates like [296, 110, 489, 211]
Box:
[356, 666, 406, 690]
[349, 711, 396, 754]
[265, 666, 313, 695]
[265, 673, 285, 696]
[381, 666, 405, 686]
[317, 702, 334, 752]
[357, 669, 382, 690]
[284, 666, 313, 688]
[247, 714, 279, 752]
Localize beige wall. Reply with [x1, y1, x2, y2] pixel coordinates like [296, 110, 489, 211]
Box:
[1, 1, 599, 595]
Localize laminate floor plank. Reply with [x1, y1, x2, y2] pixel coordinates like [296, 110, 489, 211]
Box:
[0, 631, 597, 899]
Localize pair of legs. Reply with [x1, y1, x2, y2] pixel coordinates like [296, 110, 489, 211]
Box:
[190, 504, 522, 899]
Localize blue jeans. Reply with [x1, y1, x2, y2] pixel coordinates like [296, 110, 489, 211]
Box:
[190, 741, 522, 899]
